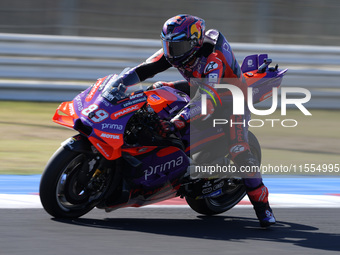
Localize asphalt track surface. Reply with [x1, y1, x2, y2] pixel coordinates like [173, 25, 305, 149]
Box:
[1, 176, 340, 254]
[1, 207, 339, 255]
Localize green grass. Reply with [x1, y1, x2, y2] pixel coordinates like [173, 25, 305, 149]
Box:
[0, 101, 76, 174]
[0, 101, 339, 175]
[250, 109, 340, 175]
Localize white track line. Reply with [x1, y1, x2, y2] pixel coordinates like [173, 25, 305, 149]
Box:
[1, 194, 340, 209]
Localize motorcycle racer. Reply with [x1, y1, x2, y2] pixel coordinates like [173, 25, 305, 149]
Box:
[114, 14, 275, 227]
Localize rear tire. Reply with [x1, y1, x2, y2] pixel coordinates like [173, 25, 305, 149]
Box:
[185, 181, 246, 215]
[185, 131, 261, 215]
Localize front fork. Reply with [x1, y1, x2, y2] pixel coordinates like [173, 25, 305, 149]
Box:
[61, 134, 124, 207]
[61, 134, 94, 154]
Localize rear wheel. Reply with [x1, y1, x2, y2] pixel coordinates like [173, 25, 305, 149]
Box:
[185, 131, 261, 215]
[39, 146, 113, 218]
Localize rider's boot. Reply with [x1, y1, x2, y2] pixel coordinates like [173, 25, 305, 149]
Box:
[247, 184, 276, 227]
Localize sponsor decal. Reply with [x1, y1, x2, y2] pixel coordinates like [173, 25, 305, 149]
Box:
[230, 145, 245, 154]
[61, 136, 79, 150]
[189, 105, 202, 116]
[247, 59, 254, 68]
[190, 20, 202, 39]
[86, 81, 101, 102]
[111, 104, 141, 120]
[235, 115, 245, 142]
[144, 156, 184, 180]
[204, 61, 218, 73]
[101, 123, 123, 130]
[150, 94, 161, 101]
[169, 105, 179, 114]
[74, 95, 83, 111]
[181, 104, 201, 120]
[68, 102, 75, 116]
[122, 96, 147, 108]
[100, 132, 120, 140]
[223, 42, 230, 52]
[129, 92, 145, 100]
[208, 73, 218, 83]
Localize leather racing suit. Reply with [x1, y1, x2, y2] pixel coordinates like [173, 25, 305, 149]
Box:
[122, 29, 263, 190]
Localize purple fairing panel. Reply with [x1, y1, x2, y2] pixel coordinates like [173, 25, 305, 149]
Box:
[251, 77, 282, 104]
[241, 54, 259, 73]
[71, 75, 148, 139]
[158, 100, 189, 121]
[241, 54, 269, 73]
[111, 148, 189, 208]
[249, 68, 288, 104]
[130, 148, 189, 189]
[241, 54, 288, 104]
[99, 143, 191, 209]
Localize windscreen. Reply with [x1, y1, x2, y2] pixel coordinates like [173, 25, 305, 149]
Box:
[101, 74, 143, 104]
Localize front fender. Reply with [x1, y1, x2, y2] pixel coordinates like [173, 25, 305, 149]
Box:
[61, 134, 94, 154]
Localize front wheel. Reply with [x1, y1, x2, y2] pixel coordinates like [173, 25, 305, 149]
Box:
[39, 146, 113, 218]
[185, 131, 261, 215]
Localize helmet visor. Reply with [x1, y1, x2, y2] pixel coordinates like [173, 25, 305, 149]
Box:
[162, 40, 193, 59]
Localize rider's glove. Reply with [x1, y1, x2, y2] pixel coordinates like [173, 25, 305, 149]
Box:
[146, 81, 175, 91]
[158, 120, 175, 137]
[146, 81, 164, 91]
[157, 119, 186, 137]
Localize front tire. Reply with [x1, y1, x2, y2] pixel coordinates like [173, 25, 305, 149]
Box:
[39, 146, 112, 218]
[185, 131, 261, 215]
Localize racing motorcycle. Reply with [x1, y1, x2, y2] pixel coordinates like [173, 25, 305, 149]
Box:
[39, 54, 287, 218]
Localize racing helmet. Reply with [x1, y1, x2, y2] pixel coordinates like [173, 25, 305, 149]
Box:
[161, 14, 205, 67]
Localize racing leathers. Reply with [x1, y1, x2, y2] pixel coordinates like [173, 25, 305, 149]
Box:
[119, 29, 275, 227]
